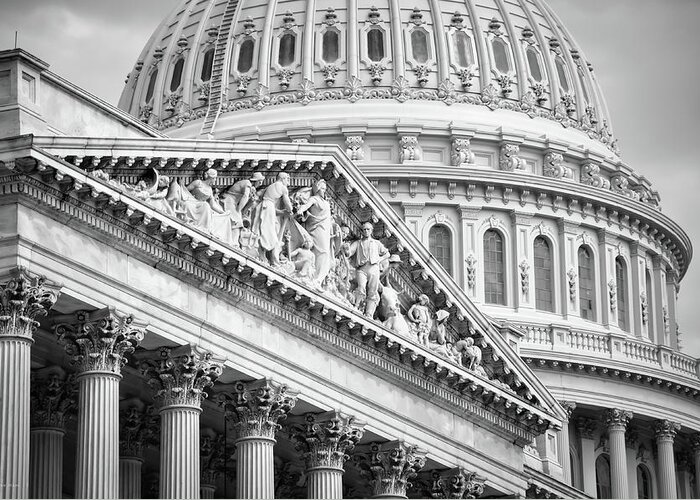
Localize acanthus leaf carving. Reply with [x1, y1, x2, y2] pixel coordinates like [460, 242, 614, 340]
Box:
[31, 366, 78, 429]
[451, 138, 475, 166]
[356, 441, 427, 498]
[1, 272, 59, 340]
[399, 136, 422, 163]
[543, 152, 572, 179]
[345, 135, 365, 161]
[581, 162, 610, 189]
[499, 144, 525, 171]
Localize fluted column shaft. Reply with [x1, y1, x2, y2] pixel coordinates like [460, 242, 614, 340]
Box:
[0, 336, 31, 499]
[200, 484, 216, 499]
[693, 447, 700, 499]
[75, 372, 120, 499]
[655, 420, 680, 500]
[608, 425, 628, 498]
[236, 437, 275, 499]
[307, 468, 343, 499]
[160, 406, 201, 499]
[119, 457, 143, 499]
[29, 428, 64, 498]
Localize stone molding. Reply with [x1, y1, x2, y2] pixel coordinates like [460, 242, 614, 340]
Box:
[604, 408, 633, 431]
[289, 411, 365, 471]
[356, 441, 427, 498]
[119, 400, 159, 459]
[30, 366, 77, 429]
[0, 271, 59, 341]
[218, 379, 298, 440]
[53, 307, 146, 375]
[654, 419, 680, 441]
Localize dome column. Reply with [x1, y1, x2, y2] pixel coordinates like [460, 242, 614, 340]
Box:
[597, 229, 615, 328]
[651, 256, 668, 345]
[219, 379, 298, 499]
[140, 345, 224, 500]
[0, 273, 59, 499]
[54, 308, 146, 499]
[558, 401, 575, 485]
[119, 400, 159, 499]
[665, 273, 679, 349]
[655, 419, 680, 499]
[604, 408, 633, 499]
[290, 411, 365, 499]
[557, 220, 580, 320]
[575, 417, 597, 497]
[29, 367, 76, 499]
[629, 242, 646, 339]
[357, 441, 426, 499]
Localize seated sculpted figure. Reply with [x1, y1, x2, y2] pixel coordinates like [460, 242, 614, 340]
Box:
[176, 169, 233, 244]
[133, 172, 177, 217]
[290, 239, 316, 279]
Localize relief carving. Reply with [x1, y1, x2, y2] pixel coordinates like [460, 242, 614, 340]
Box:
[499, 144, 524, 171]
[451, 138, 476, 166]
[543, 152, 573, 179]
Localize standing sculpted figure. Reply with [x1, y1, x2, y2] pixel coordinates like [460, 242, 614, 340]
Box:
[407, 294, 431, 346]
[220, 172, 265, 248]
[295, 179, 333, 284]
[254, 172, 293, 265]
[344, 222, 389, 317]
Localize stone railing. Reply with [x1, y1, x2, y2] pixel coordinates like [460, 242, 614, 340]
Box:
[519, 323, 700, 383]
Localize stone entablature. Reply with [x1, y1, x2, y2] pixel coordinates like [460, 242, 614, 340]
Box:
[0, 136, 564, 444]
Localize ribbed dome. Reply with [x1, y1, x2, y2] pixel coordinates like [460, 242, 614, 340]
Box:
[118, 0, 617, 154]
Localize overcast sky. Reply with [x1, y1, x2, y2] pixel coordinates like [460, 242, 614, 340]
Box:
[2, 1, 699, 356]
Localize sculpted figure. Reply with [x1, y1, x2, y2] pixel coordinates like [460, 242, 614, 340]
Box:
[433, 310, 450, 345]
[344, 222, 389, 317]
[383, 301, 412, 337]
[221, 172, 265, 248]
[453, 337, 482, 371]
[177, 169, 233, 243]
[254, 172, 293, 265]
[407, 294, 431, 346]
[290, 239, 316, 279]
[295, 179, 333, 284]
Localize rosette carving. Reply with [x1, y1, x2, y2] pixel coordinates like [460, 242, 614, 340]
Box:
[289, 411, 365, 471]
[654, 419, 680, 441]
[140, 345, 224, 408]
[53, 308, 145, 374]
[430, 468, 485, 499]
[218, 378, 298, 440]
[1, 271, 59, 340]
[119, 400, 159, 458]
[356, 441, 426, 498]
[30, 366, 77, 429]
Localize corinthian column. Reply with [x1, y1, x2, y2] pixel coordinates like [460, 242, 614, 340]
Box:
[691, 434, 700, 499]
[29, 366, 77, 499]
[218, 379, 298, 499]
[141, 345, 224, 500]
[357, 441, 427, 499]
[604, 408, 633, 499]
[429, 468, 485, 499]
[200, 429, 227, 499]
[119, 399, 158, 499]
[655, 419, 680, 499]
[0, 273, 59, 499]
[289, 411, 365, 499]
[558, 401, 576, 486]
[54, 308, 146, 499]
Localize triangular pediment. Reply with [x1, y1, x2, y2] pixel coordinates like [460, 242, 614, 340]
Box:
[0, 134, 566, 440]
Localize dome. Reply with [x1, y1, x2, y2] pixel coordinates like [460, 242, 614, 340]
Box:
[118, 0, 616, 155]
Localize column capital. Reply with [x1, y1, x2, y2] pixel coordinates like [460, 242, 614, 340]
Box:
[119, 399, 159, 459]
[53, 307, 146, 375]
[690, 433, 700, 454]
[1, 271, 59, 340]
[655, 419, 681, 441]
[200, 429, 227, 486]
[604, 408, 633, 431]
[356, 441, 427, 498]
[575, 417, 597, 439]
[30, 366, 77, 429]
[139, 345, 224, 409]
[429, 468, 485, 499]
[219, 378, 298, 440]
[558, 400, 576, 420]
[289, 411, 366, 471]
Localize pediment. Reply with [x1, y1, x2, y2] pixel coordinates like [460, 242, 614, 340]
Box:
[0, 134, 566, 440]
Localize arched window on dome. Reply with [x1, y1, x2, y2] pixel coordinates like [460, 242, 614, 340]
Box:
[526, 46, 543, 82]
[616, 257, 628, 331]
[636, 464, 652, 499]
[578, 246, 596, 321]
[555, 56, 570, 93]
[200, 48, 214, 82]
[170, 58, 184, 92]
[367, 28, 385, 62]
[645, 270, 655, 340]
[484, 230, 505, 305]
[595, 455, 612, 499]
[322, 30, 339, 63]
[491, 37, 512, 73]
[145, 69, 158, 103]
[237, 39, 255, 73]
[452, 31, 475, 68]
[278, 32, 296, 67]
[411, 29, 429, 64]
[429, 225, 452, 276]
[534, 237, 553, 312]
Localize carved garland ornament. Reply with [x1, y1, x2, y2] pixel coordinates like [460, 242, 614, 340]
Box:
[567, 267, 577, 302]
[519, 260, 530, 295]
[640, 291, 648, 325]
[608, 279, 617, 312]
[465, 254, 477, 291]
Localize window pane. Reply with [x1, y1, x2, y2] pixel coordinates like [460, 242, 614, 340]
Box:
[616, 258, 627, 331]
[577, 67, 590, 102]
[367, 29, 385, 62]
[411, 30, 429, 64]
[646, 271, 654, 340]
[200, 49, 214, 81]
[595, 456, 611, 500]
[526, 47, 543, 82]
[278, 33, 296, 67]
[453, 31, 474, 67]
[145, 69, 158, 102]
[555, 56, 570, 92]
[492, 37, 511, 73]
[578, 246, 596, 321]
[429, 225, 452, 275]
[322, 30, 339, 63]
[534, 237, 553, 312]
[484, 230, 505, 305]
[237, 39, 254, 73]
[170, 58, 184, 92]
